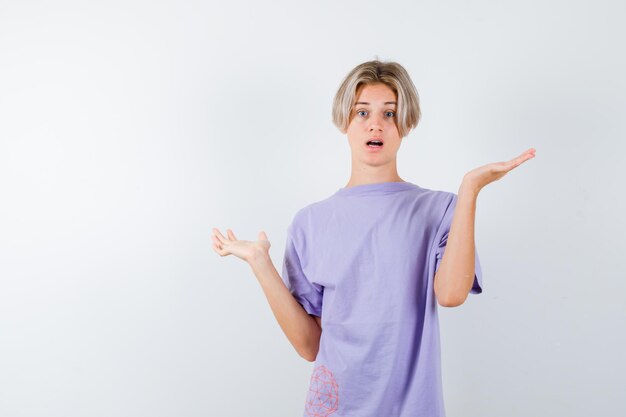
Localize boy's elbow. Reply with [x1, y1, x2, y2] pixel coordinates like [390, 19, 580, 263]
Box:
[299, 345, 319, 362]
[297, 334, 321, 362]
[439, 299, 463, 308]
[437, 292, 467, 308]
[435, 276, 469, 307]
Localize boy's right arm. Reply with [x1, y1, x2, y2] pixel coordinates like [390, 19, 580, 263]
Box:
[248, 251, 322, 362]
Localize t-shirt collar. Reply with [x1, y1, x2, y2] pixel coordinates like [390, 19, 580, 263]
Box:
[334, 181, 419, 197]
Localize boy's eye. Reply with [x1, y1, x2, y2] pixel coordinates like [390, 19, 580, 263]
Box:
[355, 110, 396, 118]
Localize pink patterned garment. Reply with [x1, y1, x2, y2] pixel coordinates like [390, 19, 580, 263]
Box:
[305, 365, 339, 417]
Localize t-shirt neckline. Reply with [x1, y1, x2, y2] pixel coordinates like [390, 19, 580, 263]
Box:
[334, 181, 420, 197]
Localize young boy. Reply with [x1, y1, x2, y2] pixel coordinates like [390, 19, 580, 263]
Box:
[212, 59, 535, 417]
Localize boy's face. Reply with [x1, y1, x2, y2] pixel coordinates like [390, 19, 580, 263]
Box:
[345, 83, 402, 167]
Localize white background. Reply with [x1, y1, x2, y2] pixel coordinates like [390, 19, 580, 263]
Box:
[1, 0, 625, 416]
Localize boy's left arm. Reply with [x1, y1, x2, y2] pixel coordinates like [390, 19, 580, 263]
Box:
[434, 147, 536, 307]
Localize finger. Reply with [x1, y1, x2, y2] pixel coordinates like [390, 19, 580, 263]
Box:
[514, 152, 535, 167]
[518, 148, 536, 159]
[504, 150, 535, 170]
[212, 228, 229, 244]
[212, 242, 226, 256]
[212, 234, 224, 248]
[507, 152, 530, 166]
[517, 148, 536, 161]
[227, 229, 237, 241]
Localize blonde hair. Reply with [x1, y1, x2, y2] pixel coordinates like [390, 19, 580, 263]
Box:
[332, 59, 421, 139]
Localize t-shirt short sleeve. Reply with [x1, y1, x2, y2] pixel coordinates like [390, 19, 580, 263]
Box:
[434, 193, 483, 294]
[281, 226, 324, 316]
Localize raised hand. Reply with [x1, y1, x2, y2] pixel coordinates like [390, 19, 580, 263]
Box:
[211, 227, 271, 263]
[462, 148, 536, 193]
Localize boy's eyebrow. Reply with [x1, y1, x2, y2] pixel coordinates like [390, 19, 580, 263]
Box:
[355, 101, 397, 105]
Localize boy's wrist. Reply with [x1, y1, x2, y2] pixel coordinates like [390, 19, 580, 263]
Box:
[247, 247, 271, 268]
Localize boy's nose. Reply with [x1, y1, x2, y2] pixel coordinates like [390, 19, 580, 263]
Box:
[369, 122, 383, 132]
[368, 116, 384, 131]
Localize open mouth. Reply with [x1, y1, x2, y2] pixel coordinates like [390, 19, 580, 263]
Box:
[366, 140, 383, 148]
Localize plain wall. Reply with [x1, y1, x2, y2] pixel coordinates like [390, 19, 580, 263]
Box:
[1, 0, 625, 416]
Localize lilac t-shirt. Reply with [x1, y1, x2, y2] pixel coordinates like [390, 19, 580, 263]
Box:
[281, 181, 483, 417]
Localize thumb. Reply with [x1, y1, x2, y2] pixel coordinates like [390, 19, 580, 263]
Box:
[258, 230, 269, 241]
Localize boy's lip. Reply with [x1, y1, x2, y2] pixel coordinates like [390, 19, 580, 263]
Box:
[367, 136, 384, 144]
[365, 137, 384, 152]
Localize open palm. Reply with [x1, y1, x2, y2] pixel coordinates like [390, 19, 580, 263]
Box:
[211, 228, 271, 263]
[463, 148, 536, 192]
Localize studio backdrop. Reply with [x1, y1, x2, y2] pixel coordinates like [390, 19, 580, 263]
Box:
[0, 0, 624, 416]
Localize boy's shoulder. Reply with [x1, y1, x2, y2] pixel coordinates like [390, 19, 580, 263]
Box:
[288, 198, 328, 229]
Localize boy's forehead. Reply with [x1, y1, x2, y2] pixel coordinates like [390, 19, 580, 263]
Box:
[355, 91, 397, 106]
[355, 83, 397, 103]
